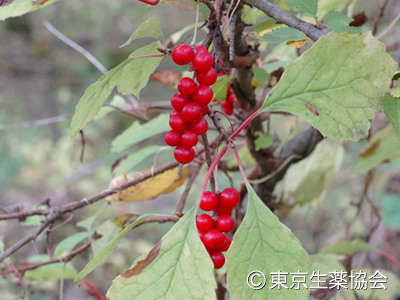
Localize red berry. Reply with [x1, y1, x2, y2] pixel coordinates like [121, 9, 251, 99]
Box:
[210, 251, 225, 269]
[227, 93, 235, 104]
[200, 191, 218, 211]
[217, 204, 233, 216]
[196, 68, 217, 86]
[192, 52, 214, 73]
[203, 229, 225, 249]
[216, 215, 235, 232]
[178, 77, 197, 96]
[227, 86, 232, 94]
[170, 93, 188, 111]
[169, 114, 187, 132]
[181, 130, 198, 147]
[164, 130, 181, 146]
[181, 102, 203, 123]
[220, 187, 240, 207]
[195, 45, 208, 53]
[190, 117, 208, 135]
[202, 105, 209, 116]
[171, 44, 194, 65]
[198, 230, 205, 242]
[170, 108, 180, 117]
[217, 235, 232, 252]
[196, 214, 214, 232]
[174, 146, 195, 164]
[222, 101, 233, 115]
[193, 85, 214, 106]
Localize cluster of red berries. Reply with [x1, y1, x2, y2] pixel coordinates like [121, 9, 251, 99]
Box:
[164, 44, 218, 164]
[221, 86, 235, 115]
[196, 187, 240, 269]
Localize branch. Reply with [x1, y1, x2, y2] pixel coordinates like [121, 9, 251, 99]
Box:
[244, 0, 324, 41]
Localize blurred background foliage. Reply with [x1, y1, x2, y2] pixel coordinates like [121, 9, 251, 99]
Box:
[0, 0, 399, 299]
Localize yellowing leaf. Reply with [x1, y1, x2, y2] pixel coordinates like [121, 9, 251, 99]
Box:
[286, 39, 310, 48]
[106, 167, 189, 202]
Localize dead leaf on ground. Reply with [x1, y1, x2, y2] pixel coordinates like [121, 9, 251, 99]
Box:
[106, 166, 189, 202]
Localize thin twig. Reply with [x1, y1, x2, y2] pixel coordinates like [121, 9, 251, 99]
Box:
[373, 0, 390, 35]
[376, 12, 400, 39]
[0, 115, 69, 131]
[244, 0, 324, 41]
[175, 164, 201, 216]
[201, 134, 217, 193]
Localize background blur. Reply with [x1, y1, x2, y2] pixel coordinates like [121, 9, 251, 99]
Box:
[0, 0, 399, 299]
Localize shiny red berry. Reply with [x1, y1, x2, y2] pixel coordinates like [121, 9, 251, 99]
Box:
[164, 130, 181, 146]
[200, 191, 218, 211]
[217, 204, 233, 216]
[174, 146, 195, 164]
[170, 93, 188, 111]
[181, 130, 198, 147]
[190, 117, 208, 135]
[198, 230, 205, 242]
[216, 215, 235, 232]
[171, 44, 194, 65]
[227, 93, 235, 104]
[181, 102, 203, 123]
[170, 108, 180, 117]
[203, 229, 225, 249]
[222, 101, 233, 115]
[210, 251, 225, 269]
[196, 214, 214, 232]
[196, 68, 217, 86]
[217, 235, 232, 252]
[193, 85, 214, 106]
[192, 52, 214, 73]
[169, 114, 187, 132]
[202, 105, 209, 116]
[178, 77, 197, 96]
[220, 187, 240, 207]
[195, 45, 208, 53]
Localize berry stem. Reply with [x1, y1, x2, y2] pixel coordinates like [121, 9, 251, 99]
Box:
[201, 134, 217, 194]
[230, 142, 247, 184]
[191, 3, 200, 45]
[229, 110, 260, 140]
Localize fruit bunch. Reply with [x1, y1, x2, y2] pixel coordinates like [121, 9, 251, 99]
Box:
[196, 187, 240, 269]
[164, 44, 218, 164]
[221, 86, 235, 115]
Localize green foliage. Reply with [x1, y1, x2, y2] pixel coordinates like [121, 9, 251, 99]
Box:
[322, 239, 371, 255]
[120, 17, 164, 48]
[382, 93, 400, 136]
[25, 263, 77, 280]
[114, 145, 161, 175]
[211, 75, 229, 101]
[285, 0, 317, 16]
[356, 126, 400, 172]
[0, 0, 59, 21]
[264, 27, 308, 44]
[76, 214, 153, 282]
[252, 65, 270, 86]
[254, 131, 273, 151]
[106, 207, 216, 300]
[379, 194, 400, 230]
[262, 32, 397, 142]
[274, 140, 344, 205]
[54, 232, 93, 257]
[322, 11, 361, 33]
[226, 183, 311, 299]
[94, 95, 126, 120]
[111, 113, 169, 153]
[69, 42, 164, 139]
[354, 269, 400, 299]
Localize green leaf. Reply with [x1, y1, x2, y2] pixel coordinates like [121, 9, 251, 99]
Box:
[211, 75, 229, 101]
[54, 232, 93, 258]
[254, 131, 273, 151]
[356, 126, 400, 172]
[94, 95, 126, 120]
[69, 42, 163, 139]
[274, 140, 344, 205]
[226, 146, 256, 170]
[114, 145, 162, 175]
[106, 207, 216, 300]
[379, 194, 400, 230]
[0, 0, 59, 21]
[111, 114, 169, 153]
[252, 66, 270, 86]
[91, 220, 121, 257]
[261, 32, 398, 142]
[25, 263, 77, 280]
[322, 11, 361, 33]
[382, 93, 400, 136]
[226, 183, 311, 299]
[390, 86, 400, 98]
[285, 0, 317, 16]
[120, 18, 164, 48]
[316, 0, 351, 18]
[322, 239, 371, 255]
[75, 214, 153, 282]
[264, 27, 308, 44]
